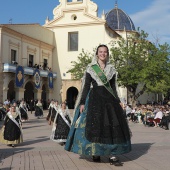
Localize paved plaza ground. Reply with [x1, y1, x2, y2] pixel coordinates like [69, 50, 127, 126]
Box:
[0, 110, 170, 170]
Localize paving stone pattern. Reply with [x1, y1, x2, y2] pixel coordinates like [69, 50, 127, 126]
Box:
[0, 110, 170, 170]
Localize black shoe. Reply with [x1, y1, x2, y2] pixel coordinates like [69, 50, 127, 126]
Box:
[60, 142, 65, 146]
[92, 156, 100, 162]
[7, 144, 12, 147]
[109, 157, 123, 166]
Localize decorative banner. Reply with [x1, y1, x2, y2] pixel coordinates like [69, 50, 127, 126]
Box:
[34, 69, 41, 89]
[48, 72, 53, 89]
[15, 65, 24, 88]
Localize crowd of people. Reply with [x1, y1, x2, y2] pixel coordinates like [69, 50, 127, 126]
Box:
[124, 103, 170, 130]
[0, 98, 45, 147]
[0, 98, 71, 147]
[0, 99, 46, 122]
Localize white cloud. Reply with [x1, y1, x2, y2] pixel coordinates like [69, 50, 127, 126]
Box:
[130, 0, 170, 44]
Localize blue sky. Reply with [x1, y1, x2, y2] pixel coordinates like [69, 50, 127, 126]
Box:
[0, 0, 170, 44]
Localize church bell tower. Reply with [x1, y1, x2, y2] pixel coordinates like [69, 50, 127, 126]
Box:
[52, 0, 98, 19]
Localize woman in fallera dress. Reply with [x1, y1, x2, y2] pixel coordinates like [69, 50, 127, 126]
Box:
[50, 101, 59, 125]
[19, 101, 28, 122]
[46, 100, 55, 125]
[34, 100, 43, 119]
[51, 102, 72, 145]
[65, 44, 132, 166]
[0, 105, 23, 147]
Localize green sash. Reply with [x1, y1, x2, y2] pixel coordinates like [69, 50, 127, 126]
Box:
[91, 64, 117, 99]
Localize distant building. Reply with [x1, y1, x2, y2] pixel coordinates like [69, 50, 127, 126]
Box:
[0, 0, 159, 107]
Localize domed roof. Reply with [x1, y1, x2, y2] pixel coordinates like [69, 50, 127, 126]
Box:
[105, 6, 135, 31]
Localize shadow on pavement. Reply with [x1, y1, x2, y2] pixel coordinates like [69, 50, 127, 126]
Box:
[22, 125, 45, 129]
[19, 136, 50, 146]
[122, 142, 154, 162]
[0, 137, 50, 162]
[77, 142, 154, 163]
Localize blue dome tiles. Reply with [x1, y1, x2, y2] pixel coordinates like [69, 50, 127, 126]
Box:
[106, 8, 135, 31]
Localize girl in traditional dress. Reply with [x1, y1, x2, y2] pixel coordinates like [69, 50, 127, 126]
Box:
[50, 102, 72, 145]
[0, 105, 23, 147]
[65, 45, 132, 166]
[19, 101, 28, 122]
[34, 100, 43, 119]
[46, 100, 55, 125]
[50, 101, 59, 125]
[13, 102, 21, 119]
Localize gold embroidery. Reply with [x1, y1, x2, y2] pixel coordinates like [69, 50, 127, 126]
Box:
[17, 71, 23, 82]
[98, 72, 103, 77]
[50, 77, 52, 83]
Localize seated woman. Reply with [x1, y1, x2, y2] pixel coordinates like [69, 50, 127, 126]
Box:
[34, 100, 43, 119]
[153, 108, 163, 127]
[135, 107, 142, 123]
[0, 105, 23, 147]
[50, 102, 72, 145]
[141, 107, 147, 124]
[145, 109, 154, 126]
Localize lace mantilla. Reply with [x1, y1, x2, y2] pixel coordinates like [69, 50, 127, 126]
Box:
[54, 105, 60, 111]
[58, 108, 69, 117]
[87, 64, 116, 86]
[48, 103, 55, 110]
[36, 103, 42, 107]
[8, 111, 19, 119]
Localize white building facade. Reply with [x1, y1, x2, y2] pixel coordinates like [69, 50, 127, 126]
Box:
[0, 0, 159, 107]
[0, 24, 56, 107]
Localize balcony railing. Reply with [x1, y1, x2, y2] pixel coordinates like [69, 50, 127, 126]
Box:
[3, 63, 57, 78]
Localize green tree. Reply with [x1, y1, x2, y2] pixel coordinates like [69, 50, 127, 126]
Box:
[67, 49, 92, 79]
[110, 29, 170, 105]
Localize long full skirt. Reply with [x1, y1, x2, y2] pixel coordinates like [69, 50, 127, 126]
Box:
[0, 119, 23, 144]
[51, 114, 71, 143]
[34, 106, 43, 117]
[65, 92, 131, 156]
[20, 108, 28, 120]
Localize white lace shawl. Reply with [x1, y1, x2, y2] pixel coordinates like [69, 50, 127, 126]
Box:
[36, 103, 42, 107]
[48, 103, 54, 109]
[86, 64, 116, 86]
[58, 108, 72, 123]
[53, 105, 60, 112]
